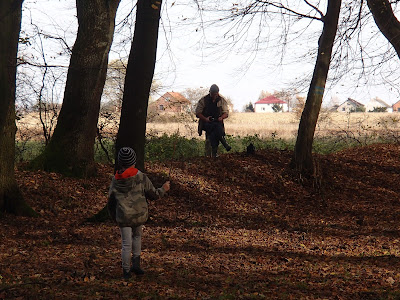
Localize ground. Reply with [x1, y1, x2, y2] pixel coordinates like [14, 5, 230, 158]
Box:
[1, 143, 400, 299]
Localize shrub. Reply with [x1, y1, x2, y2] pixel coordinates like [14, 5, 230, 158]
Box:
[145, 133, 203, 162]
[15, 122, 400, 165]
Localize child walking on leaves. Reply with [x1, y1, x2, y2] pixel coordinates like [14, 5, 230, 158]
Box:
[108, 147, 170, 279]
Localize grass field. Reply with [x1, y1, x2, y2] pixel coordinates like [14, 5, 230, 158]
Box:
[146, 111, 400, 140]
[18, 111, 400, 140]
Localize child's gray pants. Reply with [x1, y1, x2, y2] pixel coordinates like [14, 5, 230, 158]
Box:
[120, 225, 143, 271]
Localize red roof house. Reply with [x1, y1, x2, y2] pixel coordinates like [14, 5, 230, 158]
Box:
[254, 95, 288, 112]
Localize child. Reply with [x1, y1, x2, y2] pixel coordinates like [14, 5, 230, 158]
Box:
[108, 147, 170, 279]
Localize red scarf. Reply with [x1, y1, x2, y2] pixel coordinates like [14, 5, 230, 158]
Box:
[115, 167, 138, 180]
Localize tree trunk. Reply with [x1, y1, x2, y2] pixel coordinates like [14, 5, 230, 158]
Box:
[367, 0, 400, 58]
[115, 0, 162, 171]
[34, 0, 120, 177]
[291, 0, 342, 176]
[90, 0, 162, 222]
[0, 0, 36, 216]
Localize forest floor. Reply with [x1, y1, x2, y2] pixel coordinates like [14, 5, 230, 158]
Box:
[2, 143, 400, 299]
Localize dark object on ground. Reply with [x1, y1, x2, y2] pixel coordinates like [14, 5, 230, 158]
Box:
[123, 269, 132, 279]
[247, 143, 255, 155]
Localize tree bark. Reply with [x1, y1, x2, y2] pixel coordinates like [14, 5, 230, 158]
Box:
[115, 0, 162, 171]
[367, 0, 400, 58]
[34, 0, 120, 177]
[291, 0, 342, 176]
[90, 0, 162, 222]
[0, 0, 36, 216]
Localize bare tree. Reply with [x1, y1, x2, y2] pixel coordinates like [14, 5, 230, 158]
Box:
[258, 90, 271, 101]
[181, 87, 209, 112]
[273, 88, 300, 111]
[292, 0, 342, 176]
[367, 0, 400, 59]
[0, 0, 36, 216]
[115, 0, 163, 171]
[90, 0, 163, 222]
[32, 0, 121, 177]
[98, 58, 163, 164]
[102, 59, 163, 110]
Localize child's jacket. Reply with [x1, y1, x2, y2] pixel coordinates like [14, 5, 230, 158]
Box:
[108, 167, 166, 227]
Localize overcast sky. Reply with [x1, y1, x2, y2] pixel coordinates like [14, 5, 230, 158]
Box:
[22, 0, 400, 111]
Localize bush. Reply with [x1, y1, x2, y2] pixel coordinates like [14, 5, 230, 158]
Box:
[145, 133, 204, 161]
[94, 138, 115, 164]
[15, 141, 45, 163]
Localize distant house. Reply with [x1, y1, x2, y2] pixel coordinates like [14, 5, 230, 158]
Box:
[329, 104, 339, 112]
[254, 95, 288, 113]
[336, 98, 365, 112]
[149, 92, 191, 113]
[392, 100, 400, 112]
[365, 97, 391, 112]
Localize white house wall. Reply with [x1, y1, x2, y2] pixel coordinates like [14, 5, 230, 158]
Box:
[337, 102, 357, 112]
[366, 99, 390, 112]
[255, 103, 288, 113]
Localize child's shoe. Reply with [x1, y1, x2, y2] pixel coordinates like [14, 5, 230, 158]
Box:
[130, 256, 145, 275]
[123, 269, 132, 279]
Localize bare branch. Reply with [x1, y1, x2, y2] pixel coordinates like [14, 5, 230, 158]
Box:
[303, 0, 324, 19]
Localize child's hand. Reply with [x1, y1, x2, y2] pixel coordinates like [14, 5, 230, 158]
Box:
[163, 181, 170, 192]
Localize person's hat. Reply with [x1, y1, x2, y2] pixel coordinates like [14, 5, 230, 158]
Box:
[209, 84, 219, 93]
[118, 147, 137, 168]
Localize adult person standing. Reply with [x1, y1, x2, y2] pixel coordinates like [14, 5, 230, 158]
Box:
[195, 84, 231, 157]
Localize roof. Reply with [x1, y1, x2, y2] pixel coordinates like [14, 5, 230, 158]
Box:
[255, 95, 287, 105]
[369, 97, 390, 108]
[156, 92, 190, 104]
[339, 98, 364, 107]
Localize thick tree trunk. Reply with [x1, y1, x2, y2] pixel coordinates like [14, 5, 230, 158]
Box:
[91, 0, 162, 222]
[367, 0, 400, 58]
[34, 0, 120, 177]
[0, 0, 36, 216]
[116, 0, 162, 171]
[291, 0, 342, 176]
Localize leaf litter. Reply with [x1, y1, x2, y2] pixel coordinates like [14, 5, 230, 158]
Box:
[1, 144, 400, 299]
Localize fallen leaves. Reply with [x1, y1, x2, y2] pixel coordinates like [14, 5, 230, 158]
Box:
[1, 145, 400, 298]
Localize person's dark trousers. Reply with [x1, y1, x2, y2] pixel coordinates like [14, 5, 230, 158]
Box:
[219, 135, 231, 151]
[203, 121, 230, 156]
[205, 133, 212, 157]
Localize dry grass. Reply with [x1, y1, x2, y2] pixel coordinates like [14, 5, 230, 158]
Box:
[146, 112, 400, 140]
[225, 112, 299, 139]
[17, 111, 400, 141]
[141, 112, 299, 139]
